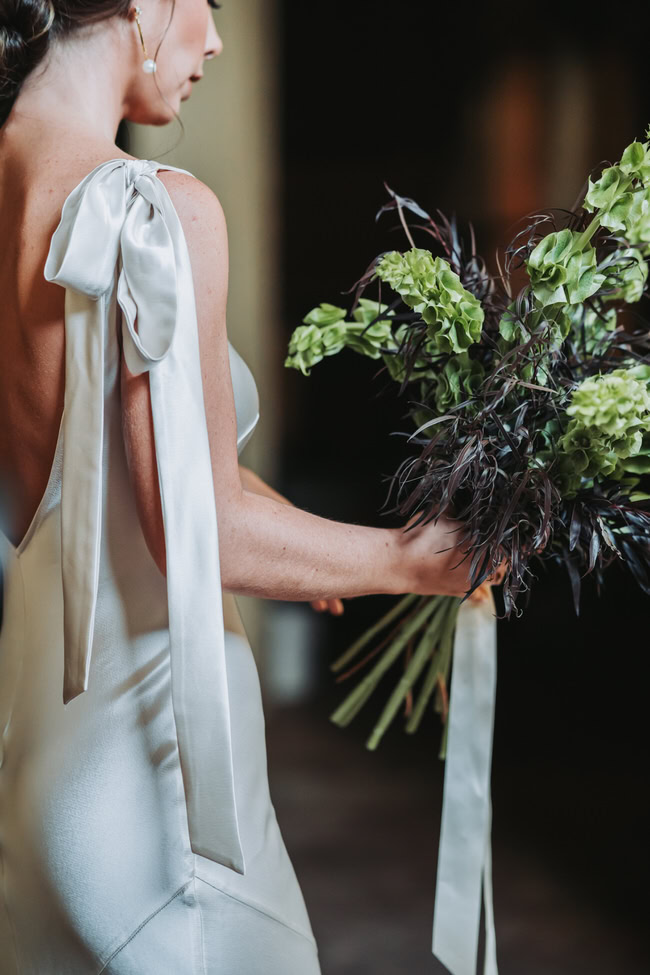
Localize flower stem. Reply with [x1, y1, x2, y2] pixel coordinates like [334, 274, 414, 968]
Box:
[569, 174, 634, 255]
[571, 214, 601, 253]
[405, 596, 460, 734]
[329, 596, 442, 729]
[435, 600, 461, 760]
[404, 596, 458, 733]
[329, 592, 421, 673]
[364, 596, 451, 750]
[397, 199, 417, 250]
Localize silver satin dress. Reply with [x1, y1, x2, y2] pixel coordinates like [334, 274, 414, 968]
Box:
[0, 158, 321, 974]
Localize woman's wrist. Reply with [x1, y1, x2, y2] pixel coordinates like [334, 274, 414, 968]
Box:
[385, 525, 423, 596]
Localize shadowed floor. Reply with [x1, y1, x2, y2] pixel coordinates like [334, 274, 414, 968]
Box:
[265, 700, 647, 975]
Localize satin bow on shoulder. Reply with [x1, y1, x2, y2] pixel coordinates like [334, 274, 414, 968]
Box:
[43, 157, 246, 875]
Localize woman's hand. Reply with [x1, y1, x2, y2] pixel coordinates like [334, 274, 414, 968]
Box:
[400, 510, 508, 599]
[465, 556, 508, 604]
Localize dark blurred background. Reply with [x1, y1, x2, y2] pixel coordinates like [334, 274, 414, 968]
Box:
[270, 3, 649, 974]
[130, 3, 650, 971]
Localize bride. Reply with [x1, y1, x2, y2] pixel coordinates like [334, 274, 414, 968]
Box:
[0, 2, 492, 972]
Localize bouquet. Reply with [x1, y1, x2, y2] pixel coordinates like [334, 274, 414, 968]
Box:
[285, 125, 650, 974]
[285, 125, 650, 758]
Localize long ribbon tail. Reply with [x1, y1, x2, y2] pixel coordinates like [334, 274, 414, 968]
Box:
[432, 586, 499, 975]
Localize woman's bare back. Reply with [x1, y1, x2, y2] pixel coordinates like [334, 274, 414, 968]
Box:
[0, 141, 134, 549]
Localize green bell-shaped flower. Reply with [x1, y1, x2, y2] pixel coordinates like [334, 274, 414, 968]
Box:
[373, 248, 440, 310]
[499, 298, 572, 350]
[526, 229, 606, 307]
[302, 302, 348, 327]
[582, 136, 650, 238]
[284, 321, 339, 376]
[566, 303, 618, 355]
[564, 368, 650, 440]
[601, 246, 648, 304]
[583, 164, 633, 223]
[345, 298, 398, 357]
[615, 185, 650, 250]
[618, 138, 650, 186]
[373, 248, 484, 354]
[433, 351, 485, 414]
[285, 299, 399, 376]
[532, 367, 650, 497]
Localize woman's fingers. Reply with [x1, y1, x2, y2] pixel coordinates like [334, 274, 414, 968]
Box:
[466, 556, 509, 603]
[310, 597, 345, 615]
[466, 580, 493, 604]
[487, 559, 508, 585]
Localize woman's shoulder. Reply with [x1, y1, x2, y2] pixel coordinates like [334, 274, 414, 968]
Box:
[155, 167, 229, 282]
[61, 149, 226, 231]
[156, 167, 226, 232]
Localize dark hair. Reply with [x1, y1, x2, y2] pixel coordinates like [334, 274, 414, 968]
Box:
[0, 0, 180, 129]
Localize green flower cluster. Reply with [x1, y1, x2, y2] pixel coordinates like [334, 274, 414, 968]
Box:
[284, 299, 396, 376]
[378, 322, 422, 384]
[564, 369, 650, 441]
[432, 351, 485, 413]
[286, 127, 650, 494]
[565, 303, 618, 355]
[501, 245, 641, 366]
[499, 298, 572, 350]
[372, 247, 484, 354]
[406, 350, 486, 432]
[582, 137, 650, 253]
[495, 299, 572, 392]
[525, 136, 650, 313]
[600, 246, 648, 304]
[534, 367, 650, 496]
[526, 229, 606, 308]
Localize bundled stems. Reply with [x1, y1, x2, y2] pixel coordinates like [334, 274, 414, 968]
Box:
[405, 595, 459, 741]
[329, 596, 441, 729]
[365, 595, 456, 750]
[328, 592, 462, 754]
[329, 591, 420, 673]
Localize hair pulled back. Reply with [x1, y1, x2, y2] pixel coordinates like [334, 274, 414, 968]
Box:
[0, 0, 132, 127]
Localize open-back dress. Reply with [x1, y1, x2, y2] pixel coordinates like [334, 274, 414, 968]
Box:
[0, 157, 321, 974]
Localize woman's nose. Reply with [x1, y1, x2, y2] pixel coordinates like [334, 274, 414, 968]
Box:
[204, 16, 223, 59]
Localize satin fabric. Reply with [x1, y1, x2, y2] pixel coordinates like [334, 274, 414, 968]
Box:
[0, 157, 319, 973]
[42, 157, 245, 874]
[0, 154, 498, 974]
[432, 589, 499, 975]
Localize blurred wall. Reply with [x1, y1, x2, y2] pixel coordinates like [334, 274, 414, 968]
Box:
[127, 0, 283, 658]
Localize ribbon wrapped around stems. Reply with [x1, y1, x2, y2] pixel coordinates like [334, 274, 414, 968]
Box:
[432, 583, 498, 975]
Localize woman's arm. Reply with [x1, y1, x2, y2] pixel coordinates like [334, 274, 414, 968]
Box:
[122, 172, 480, 602]
[238, 465, 291, 507]
[239, 465, 344, 614]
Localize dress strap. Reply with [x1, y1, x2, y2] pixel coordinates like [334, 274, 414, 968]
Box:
[44, 157, 246, 875]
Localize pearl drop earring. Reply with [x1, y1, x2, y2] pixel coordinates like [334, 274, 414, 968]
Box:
[133, 5, 157, 73]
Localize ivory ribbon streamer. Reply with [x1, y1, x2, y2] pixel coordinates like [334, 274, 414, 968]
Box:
[43, 157, 246, 875]
[432, 586, 499, 974]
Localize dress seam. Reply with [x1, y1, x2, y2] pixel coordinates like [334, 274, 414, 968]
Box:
[194, 873, 317, 948]
[96, 880, 192, 974]
[195, 874, 207, 975]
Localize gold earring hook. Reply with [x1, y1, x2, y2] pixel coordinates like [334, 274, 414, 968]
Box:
[133, 5, 157, 73]
[133, 5, 149, 59]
